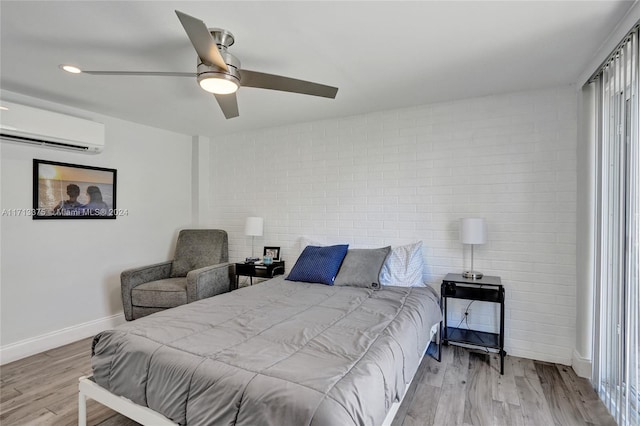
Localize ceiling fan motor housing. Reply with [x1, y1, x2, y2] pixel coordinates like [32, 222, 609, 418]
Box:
[196, 28, 240, 87]
[209, 28, 234, 49]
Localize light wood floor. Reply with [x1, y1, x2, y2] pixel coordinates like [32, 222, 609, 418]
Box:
[0, 338, 615, 426]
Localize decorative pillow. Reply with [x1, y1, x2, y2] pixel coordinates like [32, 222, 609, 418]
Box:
[379, 241, 425, 287]
[334, 247, 391, 290]
[297, 236, 324, 262]
[286, 244, 349, 285]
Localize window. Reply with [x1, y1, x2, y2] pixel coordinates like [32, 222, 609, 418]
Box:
[591, 23, 639, 426]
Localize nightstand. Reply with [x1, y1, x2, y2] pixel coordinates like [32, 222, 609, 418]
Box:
[233, 261, 285, 290]
[441, 273, 506, 374]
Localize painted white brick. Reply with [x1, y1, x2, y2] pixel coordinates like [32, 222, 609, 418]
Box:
[210, 85, 578, 365]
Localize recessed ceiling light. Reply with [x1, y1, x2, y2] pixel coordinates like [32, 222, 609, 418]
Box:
[60, 64, 82, 74]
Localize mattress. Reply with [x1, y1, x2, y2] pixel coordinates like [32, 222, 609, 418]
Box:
[92, 276, 441, 426]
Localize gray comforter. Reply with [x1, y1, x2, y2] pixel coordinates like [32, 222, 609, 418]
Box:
[92, 276, 441, 426]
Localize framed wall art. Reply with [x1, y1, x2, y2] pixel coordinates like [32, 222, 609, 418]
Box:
[32, 159, 118, 219]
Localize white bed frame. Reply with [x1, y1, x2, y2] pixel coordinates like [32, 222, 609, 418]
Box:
[78, 376, 177, 426]
[78, 325, 440, 426]
[78, 366, 416, 426]
[78, 366, 420, 426]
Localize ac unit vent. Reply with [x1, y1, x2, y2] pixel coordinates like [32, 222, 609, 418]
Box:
[0, 101, 105, 154]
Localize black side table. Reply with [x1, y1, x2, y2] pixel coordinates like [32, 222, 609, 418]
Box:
[441, 273, 506, 374]
[234, 261, 285, 290]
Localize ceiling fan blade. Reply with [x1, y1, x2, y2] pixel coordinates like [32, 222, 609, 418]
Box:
[82, 71, 195, 77]
[175, 10, 228, 71]
[214, 93, 239, 119]
[240, 70, 338, 99]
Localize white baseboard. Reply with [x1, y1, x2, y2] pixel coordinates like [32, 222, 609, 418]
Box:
[571, 349, 592, 379]
[507, 348, 572, 366]
[0, 313, 126, 365]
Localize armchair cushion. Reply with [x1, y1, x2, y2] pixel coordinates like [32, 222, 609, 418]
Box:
[131, 278, 187, 308]
[171, 230, 229, 277]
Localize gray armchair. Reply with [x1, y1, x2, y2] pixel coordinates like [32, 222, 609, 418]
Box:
[121, 229, 231, 321]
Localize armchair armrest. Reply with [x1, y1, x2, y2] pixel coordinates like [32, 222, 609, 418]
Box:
[186, 262, 231, 302]
[121, 261, 172, 320]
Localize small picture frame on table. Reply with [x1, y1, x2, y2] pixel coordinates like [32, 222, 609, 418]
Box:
[263, 246, 280, 261]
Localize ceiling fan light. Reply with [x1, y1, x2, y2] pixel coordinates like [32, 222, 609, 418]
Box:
[199, 76, 238, 94]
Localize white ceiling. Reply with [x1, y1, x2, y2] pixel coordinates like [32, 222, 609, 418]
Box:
[0, 1, 634, 137]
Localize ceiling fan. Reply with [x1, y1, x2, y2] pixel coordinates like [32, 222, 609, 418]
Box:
[61, 10, 338, 119]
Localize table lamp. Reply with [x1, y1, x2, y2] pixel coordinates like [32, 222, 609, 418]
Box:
[460, 218, 487, 279]
[244, 217, 263, 259]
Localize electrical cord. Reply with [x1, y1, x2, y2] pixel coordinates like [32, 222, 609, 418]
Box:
[455, 299, 490, 353]
[455, 300, 475, 329]
[465, 311, 491, 352]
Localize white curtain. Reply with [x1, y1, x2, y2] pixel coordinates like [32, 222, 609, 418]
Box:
[592, 23, 639, 426]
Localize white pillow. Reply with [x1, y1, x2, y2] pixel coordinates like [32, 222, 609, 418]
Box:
[299, 236, 324, 252]
[379, 241, 425, 287]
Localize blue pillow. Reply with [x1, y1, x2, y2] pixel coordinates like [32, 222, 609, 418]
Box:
[286, 244, 349, 285]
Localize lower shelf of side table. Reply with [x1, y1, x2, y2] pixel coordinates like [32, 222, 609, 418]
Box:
[444, 327, 500, 350]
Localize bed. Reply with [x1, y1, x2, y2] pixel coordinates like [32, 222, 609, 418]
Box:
[82, 255, 441, 425]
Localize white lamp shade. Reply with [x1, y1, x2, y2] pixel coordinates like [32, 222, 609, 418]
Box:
[244, 217, 264, 237]
[460, 218, 487, 245]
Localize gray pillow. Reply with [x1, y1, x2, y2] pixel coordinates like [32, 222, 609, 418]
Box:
[333, 246, 391, 289]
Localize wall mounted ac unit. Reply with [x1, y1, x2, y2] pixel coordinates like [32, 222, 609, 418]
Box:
[0, 101, 105, 154]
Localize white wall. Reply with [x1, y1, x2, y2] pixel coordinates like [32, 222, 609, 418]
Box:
[210, 86, 578, 364]
[573, 84, 596, 378]
[0, 92, 193, 363]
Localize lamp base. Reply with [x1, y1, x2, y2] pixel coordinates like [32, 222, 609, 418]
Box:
[462, 270, 484, 279]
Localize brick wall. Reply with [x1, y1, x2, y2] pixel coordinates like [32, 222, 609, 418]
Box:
[210, 85, 577, 364]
